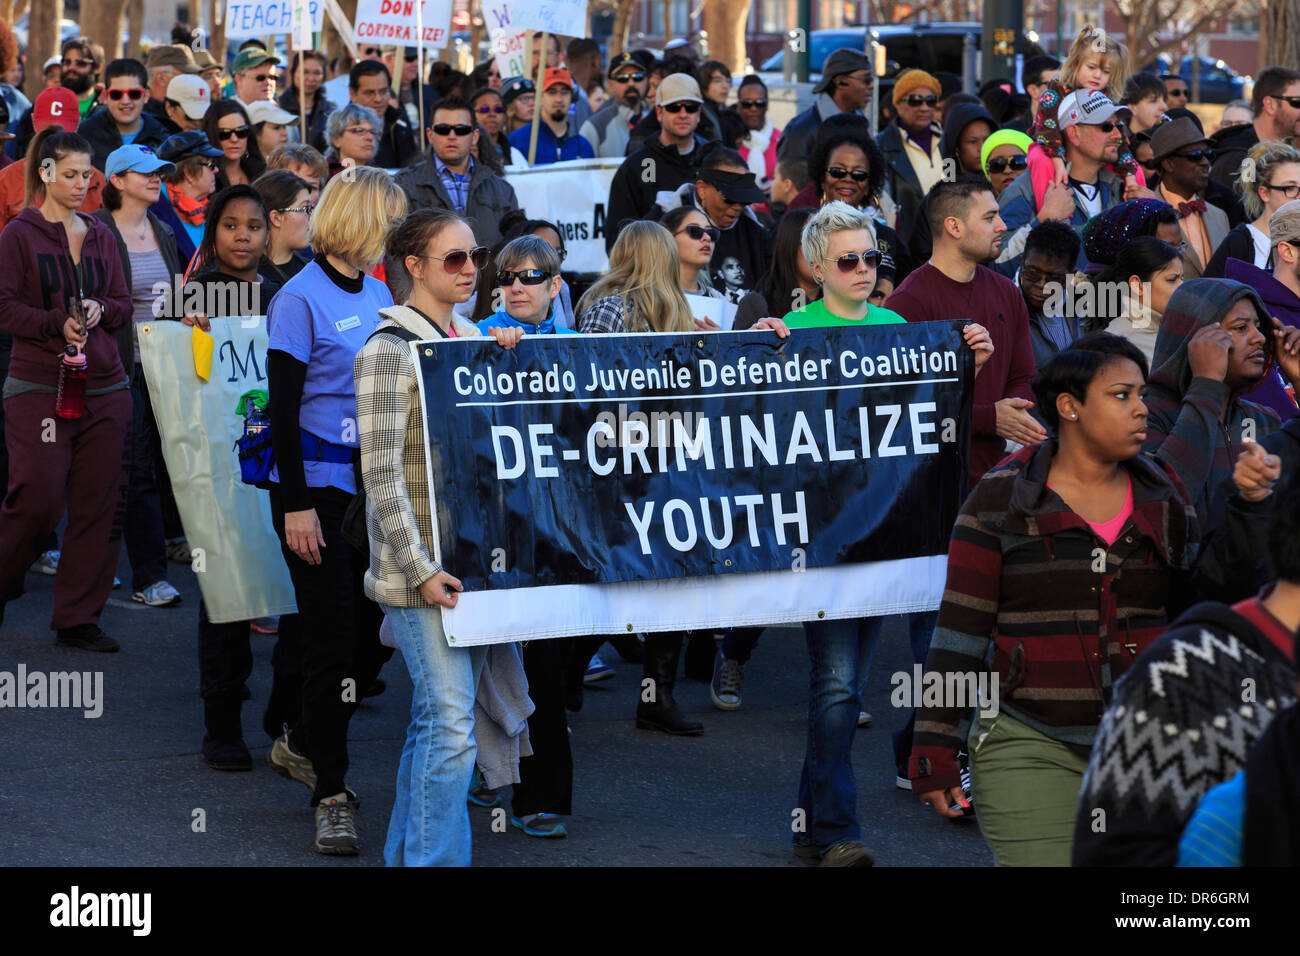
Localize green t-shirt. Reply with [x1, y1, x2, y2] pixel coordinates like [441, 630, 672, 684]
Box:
[780, 298, 906, 329]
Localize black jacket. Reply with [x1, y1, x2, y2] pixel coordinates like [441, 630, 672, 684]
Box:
[1203, 221, 1264, 278]
[906, 103, 997, 263]
[77, 106, 170, 172]
[143, 97, 180, 136]
[375, 103, 418, 169]
[604, 133, 710, 253]
[777, 102, 828, 163]
[1209, 122, 1257, 193]
[876, 121, 931, 249]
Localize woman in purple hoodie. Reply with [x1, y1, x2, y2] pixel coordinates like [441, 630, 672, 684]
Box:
[0, 126, 132, 652]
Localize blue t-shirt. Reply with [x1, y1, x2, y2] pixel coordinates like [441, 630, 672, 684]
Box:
[121, 127, 139, 145]
[266, 260, 394, 494]
[1176, 770, 1245, 867]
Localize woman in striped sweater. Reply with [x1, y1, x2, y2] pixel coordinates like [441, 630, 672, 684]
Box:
[908, 332, 1200, 866]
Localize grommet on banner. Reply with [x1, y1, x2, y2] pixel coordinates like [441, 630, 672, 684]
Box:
[818, 610, 826, 619]
[448, 634, 456, 643]
[626, 623, 634, 631]
[424, 348, 433, 357]
[724, 559, 732, 567]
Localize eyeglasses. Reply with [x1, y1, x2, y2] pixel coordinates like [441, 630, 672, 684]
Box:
[675, 224, 720, 242]
[1019, 264, 1068, 285]
[280, 204, 315, 215]
[61, 57, 93, 69]
[825, 250, 883, 272]
[662, 101, 701, 114]
[198, 160, 219, 171]
[1269, 95, 1300, 109]
[417, 246, 489, 272]
[1263, 182, 1300, 200]
[217, 125, 251, 140]
[432, 123, 474, 136]
[826, 166, 869, 182]
[610, 72, 646, 83]
[738, 98, 768, 109]
[986, 154, 1028, 175]
[345, 126, 379, 137]
[476, 104, 505, 114]
[363, 47, 381, 57]
[107, 88, 145, 101]
[903, 94, 937, 107]
[496, 269, 552, 286]
[1174, 148, 1214, 163]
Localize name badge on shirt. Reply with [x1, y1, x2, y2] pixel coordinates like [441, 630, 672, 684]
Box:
[335, 315, 362, 332]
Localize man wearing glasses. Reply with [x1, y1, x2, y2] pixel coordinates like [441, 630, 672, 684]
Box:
[779, 48, 872, 164]
[1150, 116, 1230, 279]
[78, 59, 170, 171]
[877, 69, 945, 249]
[141, 45, 204, 137]
[507, 68, 595, 165]
[230, 48, 281, 107]
[580, 52, 652, 159]
[11, 37, 105, 158]
[1210, 67, 1300, 190]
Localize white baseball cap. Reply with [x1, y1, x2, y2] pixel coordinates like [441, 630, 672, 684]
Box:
[244, 100, 296, 127]
[165, 74, 211, 120]
[1057, 88, 1131, 130]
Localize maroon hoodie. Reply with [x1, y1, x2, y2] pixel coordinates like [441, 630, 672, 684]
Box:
[0, 206, 131, 390]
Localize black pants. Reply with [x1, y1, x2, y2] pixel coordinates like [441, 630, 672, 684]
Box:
[512, 638, 574, 817]
[270, 484, 391, 804]
[197, 598, 304, 737]
[123, 369, 168, 591]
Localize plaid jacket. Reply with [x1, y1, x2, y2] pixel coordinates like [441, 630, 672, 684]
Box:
[908, 442, 1200, 793]
[353, 305, 482, 608]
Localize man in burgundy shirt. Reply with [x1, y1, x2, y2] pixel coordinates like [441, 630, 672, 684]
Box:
[887, 178, 1042, 488]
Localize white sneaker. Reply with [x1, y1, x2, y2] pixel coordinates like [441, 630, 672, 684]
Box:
[132, 580, 182, 607]
[30, 550, 60, 575]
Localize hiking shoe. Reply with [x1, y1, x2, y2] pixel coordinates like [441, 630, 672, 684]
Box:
[132, 580, 182, 607]
[820, 841, 874, 867]
[55, 624, 120, 653]
[793, 842, 822, 862]
[315, 791, 360, 855]
[30, 550, 59, 575]
[583, 653, 615, 683]
[269, 732, 317, 792]
[165, 538, 191, 563]
[710, 649, 744, 711]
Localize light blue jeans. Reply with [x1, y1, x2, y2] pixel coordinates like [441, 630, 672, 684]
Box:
[381, 603, 488, 867]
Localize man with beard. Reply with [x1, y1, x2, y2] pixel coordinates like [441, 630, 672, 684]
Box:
[13, 38, 105, 155]
[507, 68, 594, 165]
[1151, 116, 1230, 279]
[580, 53, 651, 159]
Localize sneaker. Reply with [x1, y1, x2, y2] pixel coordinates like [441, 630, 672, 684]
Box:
[710, 649, 744, 711]
[315, 791, 360, 855]
[952, 751, 976, 818]
[269, 732, 317, 792]
[857, 711, 872, 727]
[55, 624, 120, 653]
[895, 767, 912, 791]
[792, 842, 822, 862]
[165, 538, 191, 563]
[583, 653, 615, 684]
[820, 841, 874, 867]
[30, 550, 59, 576]
[132, 580, 182, 607]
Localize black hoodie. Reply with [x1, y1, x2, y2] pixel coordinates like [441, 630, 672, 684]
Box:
[906, 102, 997, 264]
[604, 132, 710, 254]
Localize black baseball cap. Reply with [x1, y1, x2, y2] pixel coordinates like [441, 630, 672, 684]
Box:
[813, 49, 872, 94]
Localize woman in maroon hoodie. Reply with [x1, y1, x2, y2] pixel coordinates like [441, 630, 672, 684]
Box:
[0, 127, 132, 652]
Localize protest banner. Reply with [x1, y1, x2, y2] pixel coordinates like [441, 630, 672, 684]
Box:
[505, 0, 589, 39]
[354, 0, 453, 48]
[412, 322, 973, 645]
[504, 157, 620, 273]
[226, 0, 324, 37]
[483, 1, 529, 79]
[138, 318, 297, 624]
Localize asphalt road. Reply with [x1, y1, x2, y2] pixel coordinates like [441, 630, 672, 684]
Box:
[0, 551, 993, 867]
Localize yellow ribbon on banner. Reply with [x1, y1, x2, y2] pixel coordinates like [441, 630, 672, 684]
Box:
[192, 324, 215, 382]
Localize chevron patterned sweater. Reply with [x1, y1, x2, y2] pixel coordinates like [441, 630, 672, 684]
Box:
[1072, 596, 1297, 866]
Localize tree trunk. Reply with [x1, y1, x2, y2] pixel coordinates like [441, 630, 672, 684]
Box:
[14, 0, 27, 21]
[25, 0, 61, 102]
[126, 0, 146, 60]
[701, 0, 751, 74]
[322, 0, 359, 74]
[608, 0, 637, 59]
[1264, 0, 1300, 69]
[209, 0, 228, 66]
[0, 1, 12, 24]
[81, 0, 132, 62]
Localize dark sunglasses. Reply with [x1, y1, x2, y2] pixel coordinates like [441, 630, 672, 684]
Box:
[496, 269, 552, 286]
[738, 98, 768, 109]
[1175, 148, 1214, 163]
[422, 246, 489, 272]
[675, 224, 720, 242]
[903, 94, 937, 107]
[611, 72, 646, 83]
[986, 154, 1028, 174]
[1270, 95, 1300, 109]
[198, 160, 219, 171]
[405, 54, 419, 62]
[1084, 121, 1119, 133]
[826, 166, 869, 182]
[363, 47, 381, 57]
[1166, 87, 1188, 98]
[62, 57, 94, 69]
[432, 123, 474, 136]
[826, 250, 883, 272]
[107, 88, 145, 101]
[476, 104, 505, 114]
[217, 125, 251, 140]
[662, 101, 701, 113]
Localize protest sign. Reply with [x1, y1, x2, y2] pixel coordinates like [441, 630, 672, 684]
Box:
[355, 0, 453, 48]
[483, 1, 529, 80]
[138, 318, 297, 624]
[504, 157, 620, 273]
[226, 0, 324, 37]
[506, 0, 589, 38]
[412, 322, 973, 644]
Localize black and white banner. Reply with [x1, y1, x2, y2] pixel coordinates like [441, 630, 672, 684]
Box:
[413, 322, 973, 644]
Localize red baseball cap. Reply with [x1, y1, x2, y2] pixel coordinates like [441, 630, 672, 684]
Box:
[542, 68, 573, 92]
[34, 87, 80, 133]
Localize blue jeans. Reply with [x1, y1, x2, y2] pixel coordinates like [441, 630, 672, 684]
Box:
[382, 604, 487, 867]
[797, 616, 884, 850]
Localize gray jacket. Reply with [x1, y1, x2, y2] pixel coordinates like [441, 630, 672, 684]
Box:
[393, 152, 521, 247]
[580, 101, 649, 159]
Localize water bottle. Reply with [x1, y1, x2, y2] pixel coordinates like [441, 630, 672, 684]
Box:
[54, 345, 87, 420]
[244, 398, 270, 437]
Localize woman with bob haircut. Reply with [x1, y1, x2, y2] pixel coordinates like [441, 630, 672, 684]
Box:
[263, 166, 408, 856]
[324, 102, 382, 180]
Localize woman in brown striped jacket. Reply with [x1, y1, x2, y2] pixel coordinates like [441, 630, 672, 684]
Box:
[908, 332, 1199, 866]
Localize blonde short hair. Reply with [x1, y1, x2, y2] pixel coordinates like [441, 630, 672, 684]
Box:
[800, 200, 877, 279]
[309, 166, 407, 267]
[1238, 139, 1300, 220]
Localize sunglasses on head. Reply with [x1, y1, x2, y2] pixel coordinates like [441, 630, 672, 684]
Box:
[1175, 148, 1214, 163]
[422, 246, 489, 272]
[826, 166, 869, 182]
[676, 224, 720, 243]
[986, 154, 1028, 174]
[825, 250, 883, 272]
[476, 104, 505, 114]
[496, 269, 552, 286]
[903, 94, 937, 107]
[107, 88, 145, 101]
[218, 125, 251, 140]
[739, 98, 768, 109]
[662, 101, 701, 113]
[432, 123, 474, 136]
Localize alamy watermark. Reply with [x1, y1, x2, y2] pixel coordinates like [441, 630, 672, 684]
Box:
[0, 665, 103, 718]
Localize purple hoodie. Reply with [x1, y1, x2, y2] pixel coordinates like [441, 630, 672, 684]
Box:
[0, 206, 131, 391]
[1226, 257, 1300, 420]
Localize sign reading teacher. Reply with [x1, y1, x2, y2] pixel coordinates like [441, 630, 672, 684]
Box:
[226, 0, 323, 37]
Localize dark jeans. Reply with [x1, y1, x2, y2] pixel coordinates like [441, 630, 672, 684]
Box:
[198, 598, 304, 735]
[722, 626, 763, 664]
[892, 610, 938, 773]
[123, 368, 168, 591]
[512, 637, 573, 817]
[270, 483, 392, 805]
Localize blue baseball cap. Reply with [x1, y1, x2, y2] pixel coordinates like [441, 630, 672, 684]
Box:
[105, 144, 176, 180]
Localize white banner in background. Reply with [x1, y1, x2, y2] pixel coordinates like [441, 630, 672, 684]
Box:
[503, 157, 620, 273]
[138, 318, 297, 625]
[355, 0, 453, 49]
[226, 0, 324, 37]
